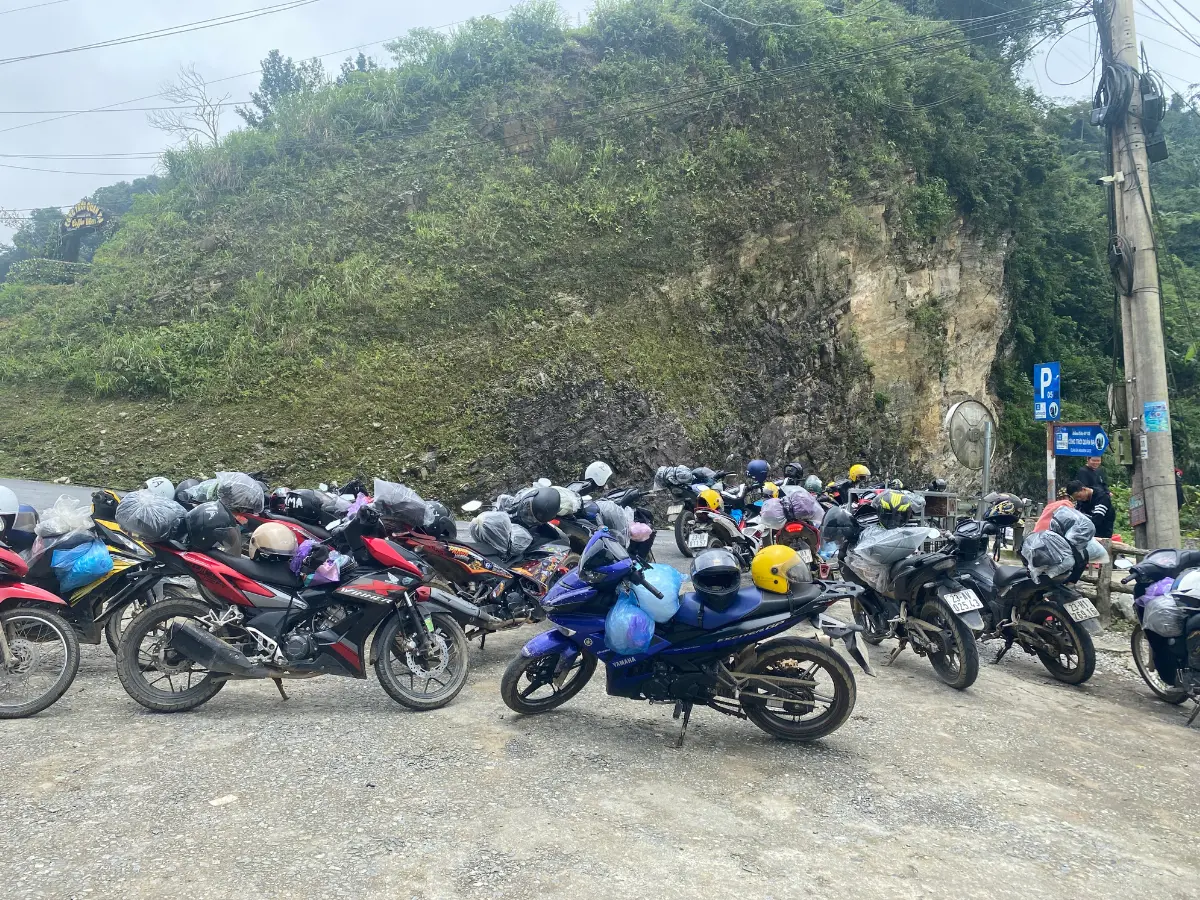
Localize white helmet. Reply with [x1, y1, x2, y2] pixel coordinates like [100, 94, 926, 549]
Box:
[248, 522, 298, 562]
[585, 460, 613, 488]
[0, 486, 18, 527]
[145, 476, 175, 500]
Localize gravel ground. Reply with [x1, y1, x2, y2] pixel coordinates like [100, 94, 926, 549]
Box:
[3, 529, 1199, 899]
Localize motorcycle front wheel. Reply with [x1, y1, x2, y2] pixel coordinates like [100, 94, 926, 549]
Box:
[919, 599, 980, 690]
[850, 596, 887, 645]
[375, 612, 470, 711]
[737, 637, 856, 741]
[1131, 624, 1189, 704]
[500, 650, 596, 714]
[0, 608, 80, 719]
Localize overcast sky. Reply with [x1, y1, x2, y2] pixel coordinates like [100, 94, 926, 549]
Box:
[0, 0, 1196, 243]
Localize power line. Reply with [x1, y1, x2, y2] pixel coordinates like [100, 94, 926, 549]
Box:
[0, 0, 323, 67]
[0, 0, 75, 15]
[0, 102, 248, 114]
[0, 161, 155, 175]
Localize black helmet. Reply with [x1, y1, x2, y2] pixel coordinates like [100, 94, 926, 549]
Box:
[515, 486, 561, 526]
[821, 506, 858, 545]
[784, 461, 804, 480]
[279, 489, 324, 524]
[691, 548, 741, 611]
[983, 492, 1024, 527]
[928, 477, 948, 492]
[425, 514, 456, 542]
[174, 478, 202, 505]
[185, 501, 241, 554]
[871, 490, 916, 529]
[92, 489, 120, 520]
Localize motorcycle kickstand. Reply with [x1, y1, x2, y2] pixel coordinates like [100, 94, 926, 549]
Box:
[1187, 698, 1200, 727]
[272, 678, 288, 701]
[673, 701, 693, 748]
[993, 638, 1014, 664]
[884, 640, 907, 666]
[479, 634, 486, 651]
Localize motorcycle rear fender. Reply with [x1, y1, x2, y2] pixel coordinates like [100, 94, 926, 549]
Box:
[1045, 587, 1103, 634]
[0, 580, 69, 608]
[521, 627, 576, 659]
[708, 513, 746, 544]
[936, 578, 985, 633]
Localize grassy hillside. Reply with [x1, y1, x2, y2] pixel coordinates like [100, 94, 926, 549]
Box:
[2, 0, 1166, 498]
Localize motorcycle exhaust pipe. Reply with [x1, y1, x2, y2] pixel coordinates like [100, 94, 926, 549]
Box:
[424, 587, 511, 628]
[166, 621, 270, 678]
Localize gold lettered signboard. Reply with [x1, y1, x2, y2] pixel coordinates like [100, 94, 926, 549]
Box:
[63, 200, 104, 231]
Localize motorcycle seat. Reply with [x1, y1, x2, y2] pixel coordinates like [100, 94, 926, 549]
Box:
[673, 584, 823, 630]
[209, 550, 302, 589]
[993, 565, 1030, 592]
[455, 540, 513, 565]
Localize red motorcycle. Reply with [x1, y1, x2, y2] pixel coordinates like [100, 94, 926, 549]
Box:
[115, 506, 472, 713]
[0, 541, 81, 718]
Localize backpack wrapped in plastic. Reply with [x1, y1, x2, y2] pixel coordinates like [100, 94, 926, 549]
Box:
[216, 472, 265, 513]
[691, 467, 718, 485]
[780, 487, 823, 524]
[1048, 505, 1095, 550]
[759, 498, 787, 530]
[181, 477, 219, 504]
[1020, 530, 1075, 580]
[115, 490, 187, 542]
[373, 479, 426, 526]
[554, 486, 582, 516]
[35, 495, 94, 537]
[470, 510, 513, 556]
[509, 523, 533, 556]
[594, 499, 632, 547]
[51, 540, 114, 593]
[604, 587, 655, 655]
[845, 524, 929, 594]
[653, 465, 695, 489]
[633, 563, 683, 623]
[1144, 594, 1193, 638]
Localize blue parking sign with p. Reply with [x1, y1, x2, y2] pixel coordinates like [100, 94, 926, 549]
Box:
[1034, 362, 1061, 422]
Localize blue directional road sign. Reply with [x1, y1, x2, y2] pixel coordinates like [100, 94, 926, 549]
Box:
[1034, 362, 1061, 422]
[1053, 423, 1109, 457]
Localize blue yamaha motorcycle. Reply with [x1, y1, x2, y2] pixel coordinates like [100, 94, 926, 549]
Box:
[500, 529, 873, 744]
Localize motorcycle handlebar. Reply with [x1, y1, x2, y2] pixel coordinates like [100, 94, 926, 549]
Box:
[630, 566, 663, 600]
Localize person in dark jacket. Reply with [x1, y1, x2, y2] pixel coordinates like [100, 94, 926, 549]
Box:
[1070, 464, 1115, 539]
[1177, 468, 1186, 510]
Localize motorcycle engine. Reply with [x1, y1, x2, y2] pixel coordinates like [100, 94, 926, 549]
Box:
[282, 629, 317, 662]
[642, 662, 715, 702]
[313, 604, 349, 632]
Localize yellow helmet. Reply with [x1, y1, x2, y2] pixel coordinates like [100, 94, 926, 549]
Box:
[762, 481, 780, 499]
[697, 488, 723, 512]
[849, 464, 872, 483]
[751, 545, 811, 594]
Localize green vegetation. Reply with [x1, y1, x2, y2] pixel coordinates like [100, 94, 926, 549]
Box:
[0, 0, 1195, 506]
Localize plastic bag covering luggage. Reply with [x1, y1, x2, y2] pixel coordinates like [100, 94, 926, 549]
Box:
[780, 488, 822, 524]
[604, 587, 655, 655]
[554, 486, 582, 517]
[509, 524, 533, 556]
[759, 498, 787, 531]
[183, 477, 219, 504]
[35, 495, 94, 537]
[116, 490, 186, 542]
[691, 467, 717, 485]
[470, 511, 512, 556]
[1086, 538, 1110, 564]
[1144, 594, 1192, 638]
[630, 521, 653, 543]
[903, 491, 927, 518]
[1048, 505, 1095, 550]
[51, 540, 114, 593]
[633, 563, 683, 623]
[845, 524, 929, 594]
[594, 499, 632, 547]
[372, 479, 426, 526]
[654, 465, 695, 489]
[215, 472, 265, 514]
[1020, 530, 1075, 580]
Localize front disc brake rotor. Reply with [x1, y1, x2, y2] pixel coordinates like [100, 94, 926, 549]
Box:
[406, 630, 450, 678]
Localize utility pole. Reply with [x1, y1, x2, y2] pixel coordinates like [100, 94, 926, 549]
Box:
[1095, 0, 1180, 548]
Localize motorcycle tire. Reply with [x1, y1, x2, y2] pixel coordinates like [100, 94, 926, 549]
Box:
[1131, 624, 1189, 704]
[116, 597, 226, 713]
[1028, 602, 1096, 685]
[105, 583, 197, 654]
[375, 612, 470, 711]
[0, 608, 80, 719]
[919, 599, 980, 690]
[500, 650, 596, 715]
[738, 637, 856, 741]
[850, 597, 887, 645]
[674, 509, 698, 558]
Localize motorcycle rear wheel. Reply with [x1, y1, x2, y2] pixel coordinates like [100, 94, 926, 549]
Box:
[1131, 624, 1189, 704]
[500, 650, 596, 714]
[738, 638, 856, 741]
[1028, 602, 1096, 685]
[375, 612, 469, 711]
[674, 510, 698, 558]
[116, 598, 226, 713]
[919, 599, 980, 690]
[0, 608, 80, 719]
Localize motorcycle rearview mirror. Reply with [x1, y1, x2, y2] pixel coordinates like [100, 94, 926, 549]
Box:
[318, 482, 329, 492]
[461, 499, 483, 514]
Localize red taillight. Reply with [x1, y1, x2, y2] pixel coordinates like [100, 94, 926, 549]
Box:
[363, 537, 425, 579]
[549, 518, 560, 526]
[0, 546, 29, 579]
[783, 522, 804, 533]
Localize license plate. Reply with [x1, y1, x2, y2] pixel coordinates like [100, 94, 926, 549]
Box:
[667, 503, 684, 523]
[945, 589, 983, 614]
[687, 532, 710, 550]
[1063, 598, 1099, 622]
[798, 546, 813, 564]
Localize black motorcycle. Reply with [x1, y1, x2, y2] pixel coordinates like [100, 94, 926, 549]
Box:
[556, 487, 657, 563]
[841, 531, 984, 690]
[1125, 548, 1200, 720]
[950, 520, 1100, 685]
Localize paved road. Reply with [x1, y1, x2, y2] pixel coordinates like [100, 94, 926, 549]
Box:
[1, 477, 98, 510]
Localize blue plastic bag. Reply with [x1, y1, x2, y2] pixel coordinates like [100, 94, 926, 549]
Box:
[604, 588, 655, 655]
[633, 563, 683, 623]
[51, 540, 113, 593]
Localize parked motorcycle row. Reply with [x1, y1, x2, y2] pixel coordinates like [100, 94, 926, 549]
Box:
[1, 457, 1197, 741]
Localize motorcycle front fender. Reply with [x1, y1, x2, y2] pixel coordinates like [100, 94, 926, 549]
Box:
[936, 578, 986, 633]
[520, 627, 575, 659]
[957, 610, 986, 633]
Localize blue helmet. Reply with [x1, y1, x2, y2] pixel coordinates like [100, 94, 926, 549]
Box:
[747, 459, 769, 484]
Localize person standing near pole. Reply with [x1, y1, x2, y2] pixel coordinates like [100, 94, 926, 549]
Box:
[1072, 458, 1116, 539]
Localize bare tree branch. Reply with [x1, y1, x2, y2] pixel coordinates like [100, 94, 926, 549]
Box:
[147, 65, 229, 146]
